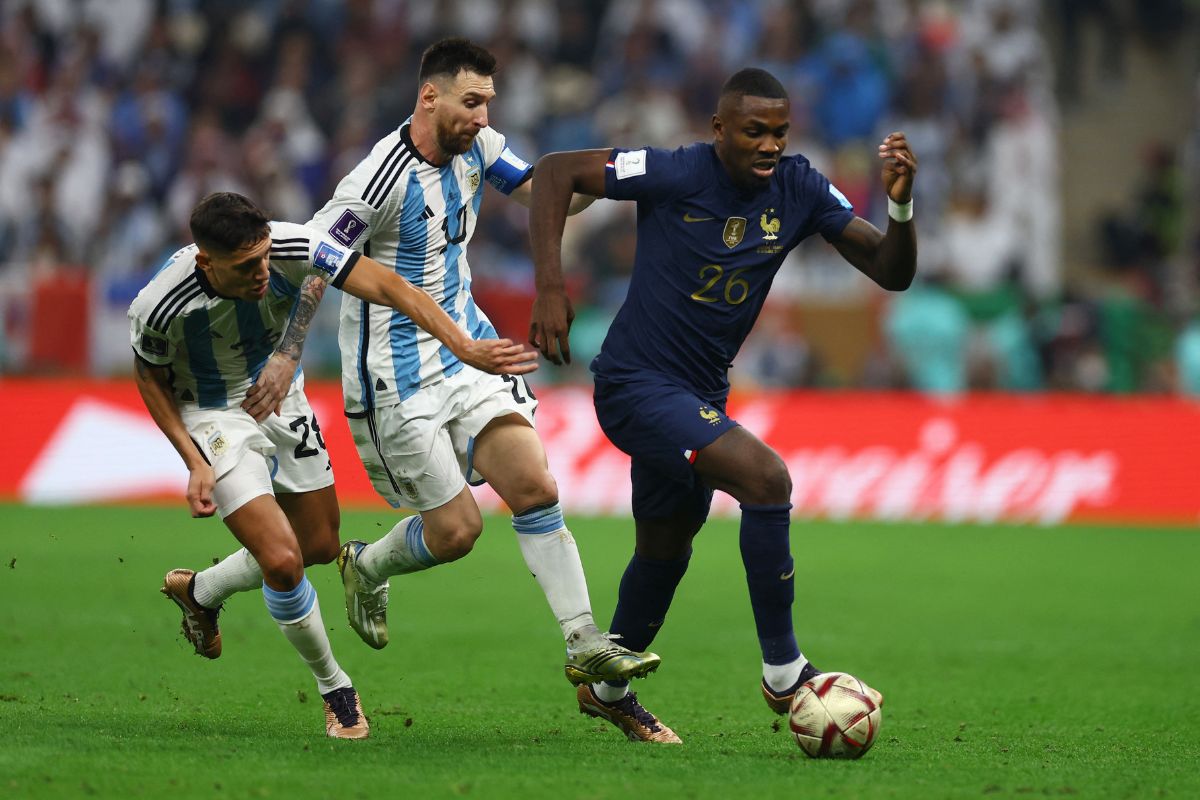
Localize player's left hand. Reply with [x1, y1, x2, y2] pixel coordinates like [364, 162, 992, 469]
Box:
[529, 290, 575, 365]
[878, 132, 917, 203]
[242, 352, 295, 422]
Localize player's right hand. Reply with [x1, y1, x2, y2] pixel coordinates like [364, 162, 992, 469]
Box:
[459, 338, 539, 375]
[529, 290, 575, 365]
[186, 464, 217, 518]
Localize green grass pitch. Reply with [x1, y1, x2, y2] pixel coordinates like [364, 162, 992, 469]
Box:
[1, 504, 1197, 799]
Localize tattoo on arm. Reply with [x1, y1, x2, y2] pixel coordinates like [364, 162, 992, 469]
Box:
[135, 356, 170, 387]
[276, 275, 328, 361]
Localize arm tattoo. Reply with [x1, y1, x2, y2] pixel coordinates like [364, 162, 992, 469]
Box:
[276, 275, 328, 360]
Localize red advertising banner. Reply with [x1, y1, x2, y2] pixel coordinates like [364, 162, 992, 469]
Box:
[2, 378, 1196, 526]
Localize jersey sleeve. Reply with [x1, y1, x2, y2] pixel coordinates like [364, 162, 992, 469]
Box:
[603, 146, 693, 203]
[267, 221, 362, 289]
[128, 297, 174, 366]
[478, 127, 533, 195]
[800, 165, 857, 240]
[308, 132, 402, 252]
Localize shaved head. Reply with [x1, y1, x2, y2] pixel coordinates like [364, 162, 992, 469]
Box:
[712, 68, 790, 190]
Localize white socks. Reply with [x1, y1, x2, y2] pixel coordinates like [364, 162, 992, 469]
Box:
[763, 656, 809, 693]
[593, 681, 629, 702]
[512, 504, 594, 638]
[355, 515, 438, 584]
[193, 547, 263, 608]
[263, 576, 351, 695]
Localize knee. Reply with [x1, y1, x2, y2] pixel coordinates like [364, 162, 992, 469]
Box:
[428, 518, 483, 562]
[258, 543, 305, 589]
[744, 457, 792, 505]
[303, 537, 340, 567]
[301, 522, 341, 566]
[509, 472, 559, 513]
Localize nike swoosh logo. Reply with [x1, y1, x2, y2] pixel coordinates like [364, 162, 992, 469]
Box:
[683, 213, 714, 222]
[779, 568, 795, 581]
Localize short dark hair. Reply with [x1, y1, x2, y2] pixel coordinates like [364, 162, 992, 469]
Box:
[190, 192, 270, 255]
[418, 37, 498, 84]
[720, 68, 788, 101]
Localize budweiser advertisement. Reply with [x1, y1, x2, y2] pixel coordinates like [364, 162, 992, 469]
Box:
[2, 379, 1195, 526]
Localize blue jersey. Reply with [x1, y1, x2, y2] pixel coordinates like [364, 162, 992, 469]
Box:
[592, 143, 855, 400]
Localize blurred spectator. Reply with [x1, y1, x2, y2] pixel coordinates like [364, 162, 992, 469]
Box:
[0, 0, 1192, 397]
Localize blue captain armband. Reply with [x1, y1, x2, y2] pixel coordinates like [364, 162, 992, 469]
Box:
[485, 147, 533, 194]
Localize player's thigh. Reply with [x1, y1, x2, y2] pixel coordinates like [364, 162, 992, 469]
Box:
[593, 377, 732, 521]
[593, 377, 736, 469]
[346, 390, 467, 512]
[692, 425, 790, 503]
[446, 367, 539, 490]
[470, 415, 557, 512]
[216, 456, 302, 588]
[275, 484, 341, 566]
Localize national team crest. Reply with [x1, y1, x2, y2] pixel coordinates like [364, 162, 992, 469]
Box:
[466, 167, 481, 193]
[760, 209, 781, 241]
[206, 428, 228, 457]
[722, 217, 747, 249]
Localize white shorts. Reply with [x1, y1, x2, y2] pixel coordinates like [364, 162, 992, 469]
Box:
[184, 383, 334, 516]
[347, 366, 537, 511]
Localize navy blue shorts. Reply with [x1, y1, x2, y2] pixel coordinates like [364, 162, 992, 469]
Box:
[593, 374, 738, 522]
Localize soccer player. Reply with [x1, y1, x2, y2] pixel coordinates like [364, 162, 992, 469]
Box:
[131, 191, 535, 739]
[247, 37, 661, 687]
[527, 68, 916, 743]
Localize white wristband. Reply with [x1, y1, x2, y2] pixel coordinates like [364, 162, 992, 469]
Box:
[887, 197, 913, 223]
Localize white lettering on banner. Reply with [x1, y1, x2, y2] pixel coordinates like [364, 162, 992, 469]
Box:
[780, 420, 1116, 525]
[526, 401, 1118, 524]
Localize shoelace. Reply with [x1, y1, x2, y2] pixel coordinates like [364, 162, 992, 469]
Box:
[614, 692, 662, 732]
[325, 688, 360, 726]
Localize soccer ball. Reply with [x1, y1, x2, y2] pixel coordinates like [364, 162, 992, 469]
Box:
[788, 671, 882, 759]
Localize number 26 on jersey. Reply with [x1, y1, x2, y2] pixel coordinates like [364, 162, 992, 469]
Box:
[691, 264, 750, 305]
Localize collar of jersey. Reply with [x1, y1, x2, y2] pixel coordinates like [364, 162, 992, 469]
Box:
[401, 122, 442, 168]
[194, 266, 235, 300]
[709, 144, 776, 201]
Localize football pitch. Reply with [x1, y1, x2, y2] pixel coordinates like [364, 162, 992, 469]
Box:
[1, 504, 1197, 799]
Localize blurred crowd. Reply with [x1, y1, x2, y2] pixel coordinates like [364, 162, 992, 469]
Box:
[0, 0, 1196, 395]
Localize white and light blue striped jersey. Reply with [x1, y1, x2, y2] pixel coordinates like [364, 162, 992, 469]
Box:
[128, 221, 361, 411]
[308, 120, 533, 414]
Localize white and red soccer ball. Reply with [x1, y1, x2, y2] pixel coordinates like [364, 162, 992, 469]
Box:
[788, 671, 882, 759]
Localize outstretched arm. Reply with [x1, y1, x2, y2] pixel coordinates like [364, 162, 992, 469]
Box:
[830, 131, 918, 291]
[242, 274, 327, 422]
[507, 176, 596, 215]
[527, 149, 611, 365]
[340, 255, 538, 375]
[133, 356, 216, 517]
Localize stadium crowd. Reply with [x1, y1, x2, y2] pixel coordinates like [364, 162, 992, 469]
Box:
[0, 0, 1194, 395]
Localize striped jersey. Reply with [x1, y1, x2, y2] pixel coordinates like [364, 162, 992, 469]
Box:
[128, 221, 360, 411]
[308, 120, 533, 414]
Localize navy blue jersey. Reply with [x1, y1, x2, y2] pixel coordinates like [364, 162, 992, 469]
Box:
[591, 143, 855, 400]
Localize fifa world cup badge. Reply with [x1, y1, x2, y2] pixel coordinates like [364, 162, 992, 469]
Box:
[722, 217, 747, 248]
